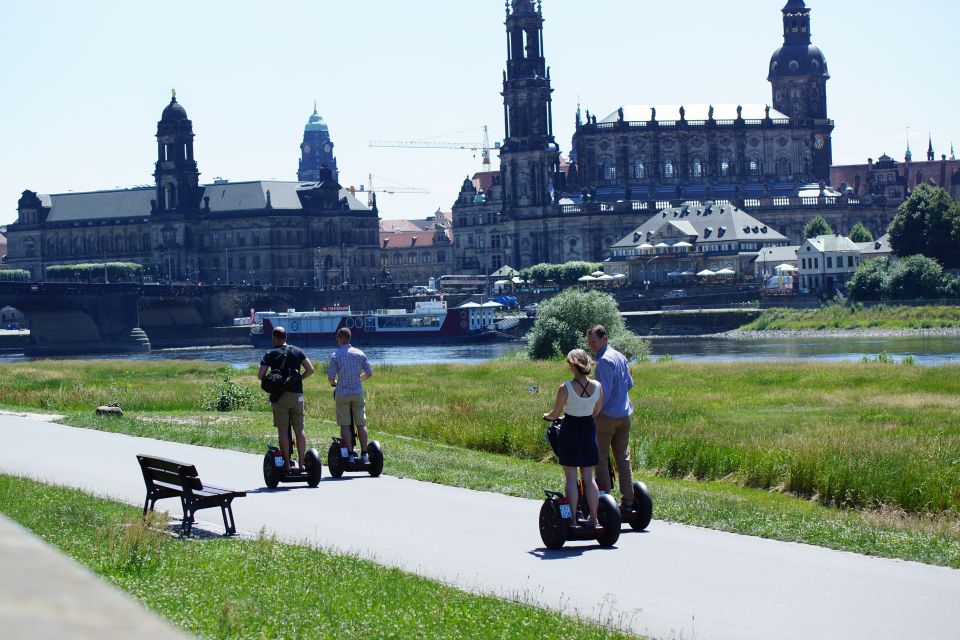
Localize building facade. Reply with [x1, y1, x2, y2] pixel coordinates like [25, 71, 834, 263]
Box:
[453, 0, 891, 272]
[379, 211, 454, 284]
[4, 97, 380, 287]
[607, 202, 789, 285]
[831, 142, 960, 204]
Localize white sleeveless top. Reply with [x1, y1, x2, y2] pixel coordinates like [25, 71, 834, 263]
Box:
[563, 380, 600, 417]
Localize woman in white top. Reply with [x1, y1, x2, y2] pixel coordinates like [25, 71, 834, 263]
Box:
[543, 348, 604, 528]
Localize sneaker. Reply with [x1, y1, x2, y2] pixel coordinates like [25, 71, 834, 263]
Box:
[348, 453, 357, 464]
[361, 453, 369, 464]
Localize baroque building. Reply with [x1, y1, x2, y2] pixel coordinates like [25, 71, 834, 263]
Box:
[298, 104, 339, 183]
[831, 139, 960, 203]
[453, 0, 887, 272]
[379, 211, 454, 285]
[4, 97, 380, 287]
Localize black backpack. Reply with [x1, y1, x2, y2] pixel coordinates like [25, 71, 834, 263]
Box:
[261, 346, 296, 399]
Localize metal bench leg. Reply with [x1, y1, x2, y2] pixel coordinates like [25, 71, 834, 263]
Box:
[221, 503, 237, 536]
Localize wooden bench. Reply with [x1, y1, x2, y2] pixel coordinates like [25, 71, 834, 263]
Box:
[136, 454, 246, 536]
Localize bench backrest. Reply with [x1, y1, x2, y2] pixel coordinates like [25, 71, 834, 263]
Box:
[137, 454, 203, 492]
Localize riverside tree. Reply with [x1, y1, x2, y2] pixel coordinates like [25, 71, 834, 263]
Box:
[888, 184, 960, 268]
[847, 254, 947, 301]
[803, 214, 832, 238]
[848, 222, 874, 243]
[526, 288, 650, 360]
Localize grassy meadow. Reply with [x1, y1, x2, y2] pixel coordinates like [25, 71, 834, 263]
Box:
[0, 475, 637, 639]
[2, 358, 960, 566]
[741, 304, 960, 331]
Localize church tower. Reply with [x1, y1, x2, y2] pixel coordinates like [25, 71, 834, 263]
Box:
[500, 0, 561, 214]
[768, 0, 833, 181]
[298, 104, 339, 183]
[153, 92, 202, 213]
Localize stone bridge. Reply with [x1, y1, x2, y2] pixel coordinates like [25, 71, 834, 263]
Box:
[0, 283, 393, 355]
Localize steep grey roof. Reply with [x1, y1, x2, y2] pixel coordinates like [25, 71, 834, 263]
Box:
[45, 188, 154, 222]
[612, 202, 788, 249]
[805, 234, 860, 253]
[41, 181, 369, 223]
[856, 234, 892, 256]
[756, 245, 800, 265]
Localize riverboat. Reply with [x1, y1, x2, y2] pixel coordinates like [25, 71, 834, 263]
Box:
[250, 300, 501, 347]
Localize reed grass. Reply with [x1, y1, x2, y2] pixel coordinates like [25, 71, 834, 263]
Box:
[1, 359, 958, 517]
[742, 304, 960, 331]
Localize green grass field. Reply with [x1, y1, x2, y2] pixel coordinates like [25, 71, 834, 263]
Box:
[0, 475, 637, 639]
[2, 358, 959, 567]
[741, 304, 960, 331]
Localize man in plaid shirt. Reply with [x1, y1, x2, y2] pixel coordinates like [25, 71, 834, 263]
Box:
[328, 327, 374, 463]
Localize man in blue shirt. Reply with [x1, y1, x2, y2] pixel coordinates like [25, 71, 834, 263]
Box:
[328, 327, 374, 463]
[587, 324, 635, 507]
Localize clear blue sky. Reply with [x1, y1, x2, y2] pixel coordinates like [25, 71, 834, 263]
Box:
[1, 0, 956, 225]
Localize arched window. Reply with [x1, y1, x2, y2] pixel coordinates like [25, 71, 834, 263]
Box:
[690, 158, 703, 178]
[128, 233, 137, 251]
[663, 159, 675, 179]
[749, 157, 763, 177]
[601, 159, 616, 181]
[163, 184, 176, 209]
[115, 235, 123, 252]
[142, 233, 151, 250]
[776, 157, 792, 176]
[632, 159, 646, 179]
[720, 158, 733, 177]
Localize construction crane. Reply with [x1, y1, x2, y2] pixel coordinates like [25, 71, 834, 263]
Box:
[347, 174, 429, 208]
[370, 125, 501, 169]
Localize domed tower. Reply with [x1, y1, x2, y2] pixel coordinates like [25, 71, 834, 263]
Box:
[500, 0, 561, 212]
[768, 0, 833, 181]
[153, 92, 202, 213]
[297, 103, 339, 183]
[768, 0, 829, 121]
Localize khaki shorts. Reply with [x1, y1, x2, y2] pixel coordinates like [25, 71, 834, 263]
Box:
[272, 391, 305, 432]
[335, 394, 366, 427]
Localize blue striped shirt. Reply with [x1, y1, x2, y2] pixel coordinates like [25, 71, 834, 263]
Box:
[328, 344, 372, 397]
[594, 345, 633, 418]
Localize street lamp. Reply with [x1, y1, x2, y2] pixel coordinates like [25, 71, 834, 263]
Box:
[644, 254, 660, 287]
[225, 247, 230, 285]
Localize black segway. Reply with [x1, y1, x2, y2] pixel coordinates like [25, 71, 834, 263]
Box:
[263, 421, 323, 488]
[326, 405, 383, 478]
[605, 455, 654, 532]
[539, 417, 621, 550]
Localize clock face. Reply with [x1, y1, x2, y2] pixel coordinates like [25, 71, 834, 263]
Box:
[323, 143, 332, 154]
[814, 135, 826, 150]
[302, 143, 311, 154]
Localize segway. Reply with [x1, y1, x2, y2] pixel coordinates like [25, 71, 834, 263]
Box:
[606, 457, 654, 532]
[539, 417, 621, 550]
[262, 421, 323, 488]
[326, 405, 383, 478]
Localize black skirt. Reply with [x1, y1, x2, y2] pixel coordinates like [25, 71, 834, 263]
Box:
[557, 414, 600, 468]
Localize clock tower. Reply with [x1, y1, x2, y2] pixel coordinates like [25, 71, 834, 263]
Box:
[297, 103, 339, 183]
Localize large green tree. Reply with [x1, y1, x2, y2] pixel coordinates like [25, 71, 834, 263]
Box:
[525, 288, 649, 361]
[803, 214, 832, 239]
[848, 222, 874, 243]
[888, 184, 960, 268]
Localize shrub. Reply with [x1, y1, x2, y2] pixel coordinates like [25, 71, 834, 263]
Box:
[0, 269, 31, 282]
[525, 288, 650, 360]
[202, 372, 259, 412]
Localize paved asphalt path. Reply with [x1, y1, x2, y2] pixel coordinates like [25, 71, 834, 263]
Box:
[1, 415, 958, 640]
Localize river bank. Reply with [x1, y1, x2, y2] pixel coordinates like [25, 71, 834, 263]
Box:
[720, 326, 960, 340]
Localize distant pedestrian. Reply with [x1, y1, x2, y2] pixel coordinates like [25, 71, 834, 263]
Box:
[257, 326, 314, 470]
[543, 348, 603, 527]
[328, 328, 374, 463]
[586, 325, 636, 507]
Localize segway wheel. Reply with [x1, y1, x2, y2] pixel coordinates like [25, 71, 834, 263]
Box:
[538, 499, 568, 550]
[631, 481, 653, 531]
[327, 442, 345, 478]
[367, 440, 384, 477]
[262, 452, 281, 489]
[595, 494, 622, 547]
[304, 449, 323, 487]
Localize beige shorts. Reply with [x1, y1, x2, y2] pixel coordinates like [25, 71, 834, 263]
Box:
[271, 391, 305, 432]
[335, 394, 366, 427]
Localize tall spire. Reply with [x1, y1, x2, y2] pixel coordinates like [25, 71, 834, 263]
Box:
[951, 142, 956, 161]
[928, 134, 935, 161]
[905, 129, 913, 163]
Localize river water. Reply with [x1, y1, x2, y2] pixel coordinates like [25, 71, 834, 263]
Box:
[3, 335, 959, 367]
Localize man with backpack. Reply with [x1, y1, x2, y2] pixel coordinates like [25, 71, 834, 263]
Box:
[258, 326, 315, 471]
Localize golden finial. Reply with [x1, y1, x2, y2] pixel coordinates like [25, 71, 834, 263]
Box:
[172, 88, 176, 99]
